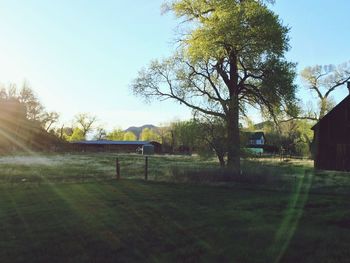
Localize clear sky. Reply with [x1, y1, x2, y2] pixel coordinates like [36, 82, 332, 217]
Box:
[0, 0, 350, 130]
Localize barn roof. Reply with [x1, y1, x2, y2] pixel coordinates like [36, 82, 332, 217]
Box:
[311, 95, 350, 130]
[70, 140, 152, 145]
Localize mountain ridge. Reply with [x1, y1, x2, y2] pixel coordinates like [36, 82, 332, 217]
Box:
[124, 124, 159, 139]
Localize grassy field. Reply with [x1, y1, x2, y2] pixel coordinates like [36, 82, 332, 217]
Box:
[0, 153, 219, 184]
[0, 153, 350, 262]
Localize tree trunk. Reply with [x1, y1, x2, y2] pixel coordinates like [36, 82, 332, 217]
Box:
[170, 130, 175, 153]
[319, 98, 327, 119]
[217, 153, 226, 167]
[226, 95, 240, 174]
[213, 146, 226, 167]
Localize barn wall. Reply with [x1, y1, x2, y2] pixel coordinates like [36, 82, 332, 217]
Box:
[313, 96, 350, 171]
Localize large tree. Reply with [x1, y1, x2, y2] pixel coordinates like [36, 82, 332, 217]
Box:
[132, 0, 297, 173]
[140, 128, 161, 142]
[67, 128, 85, 142]
[94, 126, 107, 140]
[0, 84, 62, 152]
[18, 83, 45, 121]
[123, 131, 137, 141]
[107, 128, 125, 140]
[74, 113, 97, 138]
[41, 111, 60, 132]
[0, 83, 60, 131]
[299, 62, 350, 120]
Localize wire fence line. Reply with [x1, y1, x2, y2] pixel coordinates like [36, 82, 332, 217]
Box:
[0, 154, 217, 186]
[0, 154, 349, 198]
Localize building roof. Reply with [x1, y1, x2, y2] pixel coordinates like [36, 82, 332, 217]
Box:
[311, 95, 350, 130]
[249, 132, 265, 140]
[70, 140, 152, 145]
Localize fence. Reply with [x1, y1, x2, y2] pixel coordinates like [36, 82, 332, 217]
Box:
[0, 154, 350, 197]
[115, 156, 148, 181]
[0, 154, 215, 186]
[113, 154, 214, 181]
[1, 153, 267, 185]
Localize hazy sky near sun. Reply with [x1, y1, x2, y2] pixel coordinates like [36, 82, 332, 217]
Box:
[0, 0, 350, 130]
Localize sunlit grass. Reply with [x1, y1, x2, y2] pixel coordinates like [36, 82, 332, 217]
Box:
[0, 153, 219, 184]
[1, 180, 350, 262]
[0, 153, 350, 262]
[0, 153, 349, 194]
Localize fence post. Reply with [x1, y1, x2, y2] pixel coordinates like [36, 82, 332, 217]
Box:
[145, 156, 148, 181]
[116, 158, 120, 180]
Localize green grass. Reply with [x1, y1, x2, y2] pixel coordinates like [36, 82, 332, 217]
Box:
[0, 153, 219, 184]
[0, 153, 350, 262]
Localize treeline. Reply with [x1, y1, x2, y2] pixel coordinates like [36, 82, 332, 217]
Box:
[55, 117, 162, 142]
[149, 117, 313, 166]
[0, 83, 179, 153]
[242, 119, 313, 157]
[0, 83, 61, 153]
[1, 58, 348, 160]
[0, 81, 314, 161]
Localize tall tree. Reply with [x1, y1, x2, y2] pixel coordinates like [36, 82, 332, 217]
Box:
[140, 128, 161, 142]
[0, 82, 61, 131]
[123, 131, 137, 141]
[41, 111, 60, 132]
[18, 83, 45, 121]
[74, 113, 97, 137]
[67, 128, 85, 142]
[170, 120, 200, 151]
[107, 128, 125, 140]
[132, 0, 296, 173]
[0, 83, 64, 151]
[158, 124, 173, 150]
[94, 126, 107, 140]
[299, 62, 350, 120]
[57, 125, 73, 140]
[0, 98, 26, 151]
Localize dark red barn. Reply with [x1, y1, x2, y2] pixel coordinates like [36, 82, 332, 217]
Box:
[312, 94, 350, 171]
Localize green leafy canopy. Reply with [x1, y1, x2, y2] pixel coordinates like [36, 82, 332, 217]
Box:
[171, 0, 289, 63]
[132, 0, 297, 169]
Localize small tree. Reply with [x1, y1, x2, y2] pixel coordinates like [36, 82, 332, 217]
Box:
[194, 114, 228, 167]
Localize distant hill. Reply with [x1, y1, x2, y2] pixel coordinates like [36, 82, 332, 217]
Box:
[124, 124, 159, 139]
[253, 121, 274, 130]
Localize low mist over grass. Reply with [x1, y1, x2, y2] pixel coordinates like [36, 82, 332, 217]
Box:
[1, 153, 347, 196]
